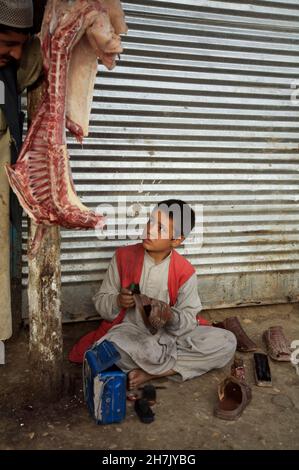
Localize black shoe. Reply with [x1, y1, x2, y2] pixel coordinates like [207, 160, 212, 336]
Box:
[141, 384, 156, 406]
[253, 352, 272, 387]
[134, 398, 155, 424]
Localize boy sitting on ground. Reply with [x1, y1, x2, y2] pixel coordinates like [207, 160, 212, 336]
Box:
[89, 199, 237, 389]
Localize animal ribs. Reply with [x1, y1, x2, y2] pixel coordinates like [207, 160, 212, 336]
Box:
[5, 0, 127, 233]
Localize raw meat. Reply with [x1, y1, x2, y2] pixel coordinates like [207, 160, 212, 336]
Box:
[5, 0, 127, 251]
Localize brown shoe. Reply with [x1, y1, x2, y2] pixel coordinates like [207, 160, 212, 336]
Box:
[214, 316, 257, 352]
[214, 376, 252, 421]
[134, 294, 157, 335]
[263, 326, 291, 362]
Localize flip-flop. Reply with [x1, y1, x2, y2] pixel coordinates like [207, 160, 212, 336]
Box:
[134, 398, 155, 424]
[263, 326, 291, 362]
[141, 384, 156, 406]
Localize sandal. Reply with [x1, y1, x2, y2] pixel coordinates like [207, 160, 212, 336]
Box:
[134, 294, 157, 335]
[263, 326, 291, 362]
[214, 316, 257, 352]
[141, 384, 156, 406]
[214, 376, 252, 421]
[134, 398, 155, 424]
[253, 352, 272, 387]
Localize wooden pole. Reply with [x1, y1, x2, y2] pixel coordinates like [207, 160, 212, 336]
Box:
[26, 71, 63, 402]
[28, 225, 62, 401]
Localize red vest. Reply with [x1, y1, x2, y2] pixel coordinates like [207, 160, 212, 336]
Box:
[69, 243, 204, 363]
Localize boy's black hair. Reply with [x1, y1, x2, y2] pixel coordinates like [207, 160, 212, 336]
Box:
[0, 23, 33, 36]
[156, 199, 195, 238]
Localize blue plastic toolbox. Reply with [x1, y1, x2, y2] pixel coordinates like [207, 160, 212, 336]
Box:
[83, 340, 126, 425]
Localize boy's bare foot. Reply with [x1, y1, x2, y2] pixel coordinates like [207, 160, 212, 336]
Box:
[128, 369, 153, 390]
[128, 368, 176, 390]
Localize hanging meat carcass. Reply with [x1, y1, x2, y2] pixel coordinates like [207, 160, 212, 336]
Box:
[5, 0, 127, 250]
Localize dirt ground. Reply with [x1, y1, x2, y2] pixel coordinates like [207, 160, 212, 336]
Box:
[1, 303, 299, 450]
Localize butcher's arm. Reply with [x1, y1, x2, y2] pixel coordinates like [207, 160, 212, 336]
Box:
[92, 254, 121, 321]
[165, 273, 202, 336]
[17, 36, 44, 93]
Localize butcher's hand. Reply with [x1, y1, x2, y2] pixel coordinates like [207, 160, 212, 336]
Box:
[117, 288, 136, 309]
[148, 299, 173, 330]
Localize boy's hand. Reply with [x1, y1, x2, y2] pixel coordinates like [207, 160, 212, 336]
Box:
[117, 288, 136, 309]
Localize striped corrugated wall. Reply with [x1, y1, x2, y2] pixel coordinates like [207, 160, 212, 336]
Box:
[22, 0, 299, 320]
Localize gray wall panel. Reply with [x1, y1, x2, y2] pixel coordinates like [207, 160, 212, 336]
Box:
[22, 0, 299, 319]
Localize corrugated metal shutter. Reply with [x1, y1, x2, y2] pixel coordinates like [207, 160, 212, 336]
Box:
[22, 0, 299, 320]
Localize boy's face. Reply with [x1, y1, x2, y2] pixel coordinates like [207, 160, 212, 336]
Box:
[142, 208, 183, 252]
